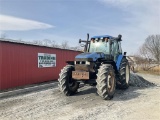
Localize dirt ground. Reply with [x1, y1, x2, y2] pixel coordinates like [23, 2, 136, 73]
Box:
[0, 73, 160, 120]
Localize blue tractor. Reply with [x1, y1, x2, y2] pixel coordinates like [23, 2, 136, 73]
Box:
[58, 34, 130, 100]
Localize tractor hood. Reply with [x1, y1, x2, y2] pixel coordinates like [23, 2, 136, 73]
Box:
[75, 52, 105, 61]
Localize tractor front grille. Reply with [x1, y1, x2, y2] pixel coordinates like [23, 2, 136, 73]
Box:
[75, 61, 90, 65]
[74, 63, 95, 72]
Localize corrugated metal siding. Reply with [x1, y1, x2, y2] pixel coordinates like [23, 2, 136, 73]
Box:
[0, 41, 81, 90]
[0, 42, 2, 89]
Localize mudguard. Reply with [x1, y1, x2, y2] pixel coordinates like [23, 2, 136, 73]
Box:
[116, 55, 125, 70]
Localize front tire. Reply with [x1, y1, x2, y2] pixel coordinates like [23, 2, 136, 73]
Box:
[96, 64, 116, 100]
[58, 65, 79, 96]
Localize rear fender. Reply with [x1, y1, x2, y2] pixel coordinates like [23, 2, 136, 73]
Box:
[116, 55, 125, 70]
[101, 60, 118, 74]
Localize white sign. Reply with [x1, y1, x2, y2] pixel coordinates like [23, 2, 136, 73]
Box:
[38, 53, 56, 68]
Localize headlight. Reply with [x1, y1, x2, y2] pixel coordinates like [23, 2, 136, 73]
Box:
[86, 61, 90, 65]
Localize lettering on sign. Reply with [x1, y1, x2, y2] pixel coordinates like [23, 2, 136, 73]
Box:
[38, 53, 56, 68]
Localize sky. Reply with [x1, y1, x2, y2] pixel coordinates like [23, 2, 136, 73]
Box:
[0, 0, 160, 54]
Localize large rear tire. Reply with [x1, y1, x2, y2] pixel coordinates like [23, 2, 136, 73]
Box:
[117, 58, 130, 89]
[58, 65, 79, 96]
[96, 64, 116, 100]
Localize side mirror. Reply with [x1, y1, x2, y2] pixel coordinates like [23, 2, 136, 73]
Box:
[79, 39, 81, 43]
[124, 52, 127, 56]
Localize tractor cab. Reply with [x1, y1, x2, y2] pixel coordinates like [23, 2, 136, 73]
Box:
[88, 35, 123, 61]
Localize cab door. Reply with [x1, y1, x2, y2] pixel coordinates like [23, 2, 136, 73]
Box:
[111, 41, 122, 61]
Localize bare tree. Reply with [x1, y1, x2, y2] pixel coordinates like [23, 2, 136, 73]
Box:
[143, 35, 160, 64]
[136, 35, 160, 71]
[134, 54, 151, 71]
[50, 40, 59, 48]
[33, 39, 82, 50]
[33, 40, 43, 45]
[33, 39, 58, 47]
[61, 41, 69, 49]
[43, 39, 52, 46]
[70, 44, 83, 51]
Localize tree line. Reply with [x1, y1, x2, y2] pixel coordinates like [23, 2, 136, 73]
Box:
[134, 35, 160, 71]
[0, 33, 82, 51]
[33, 39, 82, 51]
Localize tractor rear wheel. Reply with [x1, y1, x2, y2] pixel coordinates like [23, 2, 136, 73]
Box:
[96, 64, 116, 100]
[117, 58, 130, 89]
[58, 65, 79, 96]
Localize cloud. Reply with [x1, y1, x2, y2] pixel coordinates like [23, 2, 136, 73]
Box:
[0, 14, 54, 31]
[88, 0, 160, 54]
[99, 0, 160, 34]
[99, 0, 134, 7]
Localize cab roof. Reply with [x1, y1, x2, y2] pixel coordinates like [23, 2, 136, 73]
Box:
[91, 35, 113, 39]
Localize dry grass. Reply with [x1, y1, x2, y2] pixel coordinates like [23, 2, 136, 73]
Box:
[134, 65, 160, 75]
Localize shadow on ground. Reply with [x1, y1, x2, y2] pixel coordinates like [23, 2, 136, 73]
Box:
[74, 73, 156, 101]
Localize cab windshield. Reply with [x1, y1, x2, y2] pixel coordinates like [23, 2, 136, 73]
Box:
[89, 40, 109, 54]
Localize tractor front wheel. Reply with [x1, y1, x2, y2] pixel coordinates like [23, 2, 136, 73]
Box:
[58, 65, 79, 96]
[96, 64, 116, 100]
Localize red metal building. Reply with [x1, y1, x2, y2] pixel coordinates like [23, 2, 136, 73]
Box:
[0, 39, 81, 90]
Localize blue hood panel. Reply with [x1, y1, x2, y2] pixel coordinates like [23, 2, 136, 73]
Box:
[75, 52, 105, 61]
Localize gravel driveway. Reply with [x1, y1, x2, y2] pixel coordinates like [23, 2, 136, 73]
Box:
[0, 73, 160, 120]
